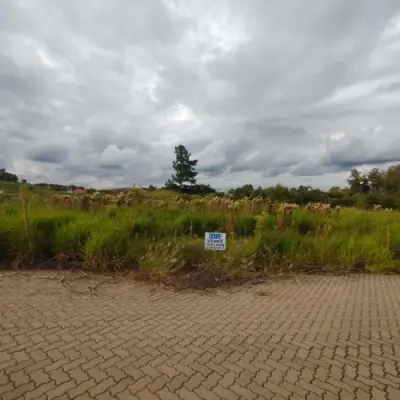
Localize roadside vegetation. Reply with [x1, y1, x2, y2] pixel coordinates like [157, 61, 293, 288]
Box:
[1, 146, 400, 281]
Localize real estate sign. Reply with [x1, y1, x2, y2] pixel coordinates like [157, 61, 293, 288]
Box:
[204, 232, 226, 251]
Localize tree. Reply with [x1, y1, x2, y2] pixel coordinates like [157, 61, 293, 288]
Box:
[290, 186, 327, 204]
[368, 168, 384, 193]
[263, 184, 292, 203]
[347, 168, 369, 193]
[0, 168, 18, 182]
[184, 184, 216, 195]
[384, 164, 400, 195]
[166, 145, 198, 191]
[347, 168, 362, 193]
[228, 184, 255, 199]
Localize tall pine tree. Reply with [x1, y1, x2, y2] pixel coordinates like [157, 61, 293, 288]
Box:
[165, 145, 198, 191]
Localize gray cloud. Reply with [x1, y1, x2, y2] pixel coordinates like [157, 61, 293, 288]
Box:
[1, 0, 400, 189]
[27, 145, 69, 164]
[99, 163, 122, 170]
[377, 81, 400, 93]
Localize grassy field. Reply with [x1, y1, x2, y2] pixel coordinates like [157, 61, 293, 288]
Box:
[0, 185, 399, 279]
[0, 181, 62, 200]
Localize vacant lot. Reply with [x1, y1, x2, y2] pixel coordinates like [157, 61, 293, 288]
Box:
[1, 273, 399, 399]
[2, 190, 400, 276]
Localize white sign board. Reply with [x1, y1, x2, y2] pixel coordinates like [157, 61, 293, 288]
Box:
[205, 232, 226, 251]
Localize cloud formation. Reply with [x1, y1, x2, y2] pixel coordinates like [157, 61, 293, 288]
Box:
[1, 0, 400, 189]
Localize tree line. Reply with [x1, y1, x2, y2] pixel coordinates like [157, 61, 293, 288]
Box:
[3, 145, 400, 209]
[165, 145, 400, 208]
[0, 169, 85, 192]
[0, 168, 18, 182]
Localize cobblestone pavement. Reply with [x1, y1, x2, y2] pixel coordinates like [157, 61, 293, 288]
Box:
[1, 273, 400, 400]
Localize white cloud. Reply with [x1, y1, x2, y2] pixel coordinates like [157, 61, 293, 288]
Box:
[36, 48, 58, 69]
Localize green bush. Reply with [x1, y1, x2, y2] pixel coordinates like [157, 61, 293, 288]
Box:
[173, 213, 205, 236]
[181, 239, 208, 267]
[235, 215, 256, 236]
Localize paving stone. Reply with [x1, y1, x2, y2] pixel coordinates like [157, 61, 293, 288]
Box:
[0, 273, 400, 400]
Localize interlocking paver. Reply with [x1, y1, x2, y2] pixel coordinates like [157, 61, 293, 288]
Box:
[195, 384, 221, 400]
[89, 377, 115, 397]
[47, 380, 76, 399]
[49, 369, 70, 385]
[157, 386, 181, 400]
[30, 369, 50, 386]
[1, 382, 35, 400]
[1, 273, 400, 399]
[9, 370, 30, 385]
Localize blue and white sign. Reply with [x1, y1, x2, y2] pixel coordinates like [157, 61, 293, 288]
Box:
[205, 232, 226, 251]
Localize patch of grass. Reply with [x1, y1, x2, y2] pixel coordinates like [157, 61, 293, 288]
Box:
[83, 218, 132, 270]
[173, 213, 227, 236]
[235, 215, 257, 236]
[138, 241, 185, 279]
[53, 216, 96, 259]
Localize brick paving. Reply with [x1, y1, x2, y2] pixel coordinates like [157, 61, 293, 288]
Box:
[1, 272, 400, 400]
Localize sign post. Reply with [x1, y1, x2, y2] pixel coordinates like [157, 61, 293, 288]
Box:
[204, 232, 226, 251]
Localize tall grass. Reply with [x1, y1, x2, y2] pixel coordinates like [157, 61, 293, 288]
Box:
[0, 192, 399, 275]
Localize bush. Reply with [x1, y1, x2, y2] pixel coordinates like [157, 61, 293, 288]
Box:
[235, 215, 257, 236]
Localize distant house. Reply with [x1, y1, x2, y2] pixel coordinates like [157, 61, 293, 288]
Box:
[68, 187, 86, 194]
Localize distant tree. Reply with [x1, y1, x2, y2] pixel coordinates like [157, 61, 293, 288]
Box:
[290, 186, 327, 204]
[347, 168, 369, 193]
[263, 184, 292, 203]
[228, 184, 255, 199]
[184, 184, 216, 196]
[347, 168, 362, 193]
[383, 164, 400, 195]
[0, 168, 18, 182]
[164, 179, 179, 191]
[253, 185, 264, 198]
[361, 176, 370, 193]
[368, 168, 384, 193]
[165, 145, 198, 191]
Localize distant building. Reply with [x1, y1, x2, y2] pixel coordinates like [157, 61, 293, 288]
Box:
[68, 187, 86, 194]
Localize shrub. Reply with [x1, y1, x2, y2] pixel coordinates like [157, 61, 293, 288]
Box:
[181, 239, 208, 268]
[173, 213, 205, 236]
[235, 215, 257, 236]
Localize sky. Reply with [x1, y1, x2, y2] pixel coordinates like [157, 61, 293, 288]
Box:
[1, 0, 400, 190]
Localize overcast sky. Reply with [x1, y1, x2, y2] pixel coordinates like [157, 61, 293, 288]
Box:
[1, 0, 400, 190]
